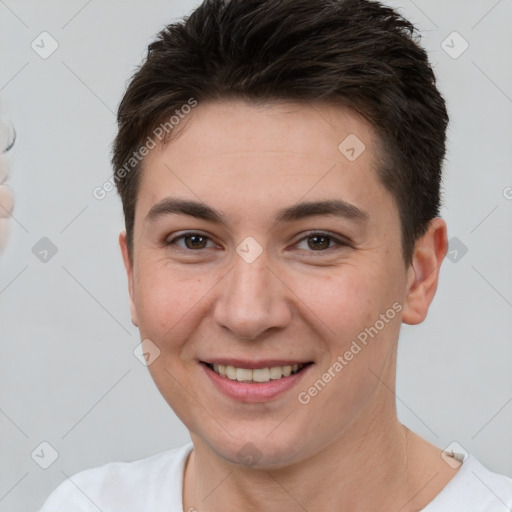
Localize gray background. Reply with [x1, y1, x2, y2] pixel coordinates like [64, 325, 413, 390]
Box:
[0, 0, 511, 510]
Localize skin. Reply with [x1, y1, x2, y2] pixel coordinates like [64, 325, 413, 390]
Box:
[119, 99, 457, 512]
[0, 157, 13, 253]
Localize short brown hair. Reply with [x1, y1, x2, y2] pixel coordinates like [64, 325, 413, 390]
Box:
[112, 0, 449, 266]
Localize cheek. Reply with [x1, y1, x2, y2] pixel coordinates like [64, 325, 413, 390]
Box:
[133, 260, 211, 342]
[287, 262, 386, 333]
[288, 259, 403, 370]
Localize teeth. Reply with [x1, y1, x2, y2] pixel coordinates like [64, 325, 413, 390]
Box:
[236, 368, 252, 382]
[269, 366, 283, 379]
[226, 365, 237, 380]
[210, 363, 306, 382]
[252, 368, 270, 382]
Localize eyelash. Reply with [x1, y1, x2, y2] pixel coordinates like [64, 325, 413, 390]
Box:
[164, 231, 349, 254]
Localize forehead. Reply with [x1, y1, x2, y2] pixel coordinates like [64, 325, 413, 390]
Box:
[136, 99, 394, 229]
[153, 99, 381, 167]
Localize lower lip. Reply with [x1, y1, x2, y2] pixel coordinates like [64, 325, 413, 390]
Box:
[201, 363, 313, 403]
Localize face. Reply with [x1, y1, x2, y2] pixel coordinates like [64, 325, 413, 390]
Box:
[120, 100, 424, 468]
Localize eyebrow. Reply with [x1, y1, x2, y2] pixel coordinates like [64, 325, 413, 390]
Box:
[145, 198, 369, 225]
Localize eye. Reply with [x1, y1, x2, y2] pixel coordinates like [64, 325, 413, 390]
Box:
[294, 231, 348, 252]
[164, 231, 349, 254]
[165, 232, 217, 250]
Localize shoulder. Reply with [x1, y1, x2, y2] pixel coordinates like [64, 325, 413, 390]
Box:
[38, 442, 192, 512]
[423, 453, 512, 511]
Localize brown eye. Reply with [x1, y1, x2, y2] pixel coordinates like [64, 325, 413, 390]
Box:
[294, 231, 348, 253]
[165, 232, 216, 251]
[307, 235, 331, 250]
[183, 234, 208, 249]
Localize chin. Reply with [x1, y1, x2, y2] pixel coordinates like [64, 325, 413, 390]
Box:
[196, 423, 315, 470]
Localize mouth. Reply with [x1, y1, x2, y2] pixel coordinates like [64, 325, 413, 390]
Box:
[201, 361, 313, 383]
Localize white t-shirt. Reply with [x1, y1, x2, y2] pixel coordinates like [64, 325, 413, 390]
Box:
[39, 442, 512, 511]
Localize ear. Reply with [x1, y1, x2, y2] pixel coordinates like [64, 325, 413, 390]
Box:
[402, 217, 448, 325]
[119, 230, 139, 327]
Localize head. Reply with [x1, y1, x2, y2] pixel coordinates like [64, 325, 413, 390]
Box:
[114, 0, 449, 467]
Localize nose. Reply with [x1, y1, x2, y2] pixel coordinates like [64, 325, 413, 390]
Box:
[213, 250, 292, 340]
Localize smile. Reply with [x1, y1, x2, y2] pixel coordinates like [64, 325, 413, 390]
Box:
[204, 362, 309, 383]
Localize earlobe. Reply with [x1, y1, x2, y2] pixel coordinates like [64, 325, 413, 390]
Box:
[119, 230, 139, 327]
[401, 217, 448, 325]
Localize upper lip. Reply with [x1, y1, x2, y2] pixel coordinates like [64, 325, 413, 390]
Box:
[201, 359, 312, 369]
